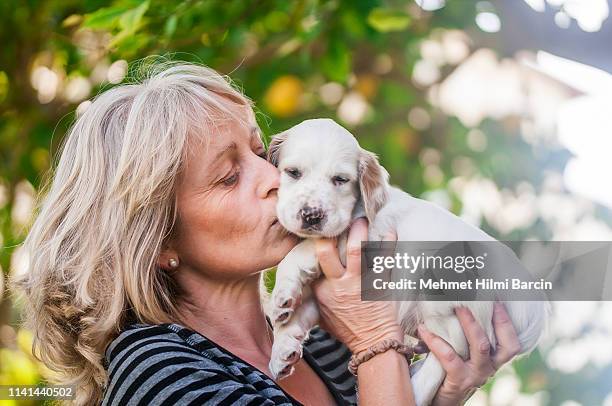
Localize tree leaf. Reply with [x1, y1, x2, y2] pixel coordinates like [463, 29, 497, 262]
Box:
[118, 0, 150, 33]
[164, 15, 178, 39]
[321, 40, 351, 83]
[367, 8, 411, 32]
[110, 1, 150, 48]
[83, 6, 129, 29]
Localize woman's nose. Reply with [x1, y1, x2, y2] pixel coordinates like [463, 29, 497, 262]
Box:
[257, 158, 280, 199]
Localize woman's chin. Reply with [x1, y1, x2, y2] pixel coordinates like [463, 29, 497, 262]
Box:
[261, 241, 298, 269]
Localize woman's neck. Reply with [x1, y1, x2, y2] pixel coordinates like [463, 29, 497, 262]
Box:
[175, 270, 273, 359]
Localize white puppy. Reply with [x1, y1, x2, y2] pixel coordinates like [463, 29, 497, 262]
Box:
[263, 118, 548, 405]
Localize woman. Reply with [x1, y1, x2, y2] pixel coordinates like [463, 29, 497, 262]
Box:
[14, 62, 521, 405]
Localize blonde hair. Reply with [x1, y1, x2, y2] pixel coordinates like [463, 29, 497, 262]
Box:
[11, 60, 253, 405]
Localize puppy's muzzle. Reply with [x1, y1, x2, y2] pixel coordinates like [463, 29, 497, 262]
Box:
[299, 206, 326, 229]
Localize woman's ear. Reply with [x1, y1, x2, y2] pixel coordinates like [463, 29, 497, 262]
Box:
[358, 149, 389, 222]
[267, 131, 289, 167]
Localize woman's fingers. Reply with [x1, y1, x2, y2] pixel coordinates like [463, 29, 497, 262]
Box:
[315, 218, 369, 279]
[491, 302, 522, 368]
[418, 305, 521, 402]
[315, 238, 344, 279]
[418, 324, 466, 378]
[345, 218, 369, 277]
[455, 307, 493, 372]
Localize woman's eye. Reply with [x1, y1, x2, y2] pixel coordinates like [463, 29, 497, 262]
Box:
[222, 172, 239, 186]
[332, 176, 349, 185]
[285, 168, 301, 179]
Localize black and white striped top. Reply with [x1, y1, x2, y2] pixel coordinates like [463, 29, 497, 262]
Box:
[101, 323, 357, 405]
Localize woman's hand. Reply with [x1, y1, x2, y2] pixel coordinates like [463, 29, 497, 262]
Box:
[418, 303, 522, 406]
[312, 218, 416, 404]
[311, 218, 403, 354]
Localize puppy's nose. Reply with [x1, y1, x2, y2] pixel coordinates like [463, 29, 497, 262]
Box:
[300, 206, 325, 227]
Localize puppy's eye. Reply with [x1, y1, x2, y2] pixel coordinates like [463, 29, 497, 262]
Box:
[285, 168, 302, 179]
[332, 176, 349, 186]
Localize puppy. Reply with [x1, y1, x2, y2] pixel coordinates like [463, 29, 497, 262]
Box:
[263, 118, 548, 405]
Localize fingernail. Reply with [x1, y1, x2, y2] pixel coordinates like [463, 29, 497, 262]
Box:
[456, 306, 474, 321]
[494, 302, 510, 321]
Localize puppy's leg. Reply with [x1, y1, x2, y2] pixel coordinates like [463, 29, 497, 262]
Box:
[411, 315, 468, 406]
[269, 239, 319, 325]
[411, 353, 445, 406]
[269, 293, 319, 379]
[501, 300, 548, 354]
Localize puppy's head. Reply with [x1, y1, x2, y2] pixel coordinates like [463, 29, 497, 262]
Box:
[268, 118, 388, 238]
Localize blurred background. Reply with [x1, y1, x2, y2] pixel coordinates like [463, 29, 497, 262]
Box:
[1, 0, 611, 404]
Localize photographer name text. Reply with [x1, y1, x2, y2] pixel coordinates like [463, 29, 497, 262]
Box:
[371, 277, 552, 291]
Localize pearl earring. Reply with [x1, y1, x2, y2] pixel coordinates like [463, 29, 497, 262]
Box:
[168, 258, 179, 269]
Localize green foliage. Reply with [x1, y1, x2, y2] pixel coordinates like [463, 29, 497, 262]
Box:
[367, 8, 412, 32]
[320, 39, 351, 83]
[83, 5, 132, 29]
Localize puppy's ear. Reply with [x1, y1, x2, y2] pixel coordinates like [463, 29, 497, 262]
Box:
[358, 149, 389, 222]
[267, 131, 289, 167]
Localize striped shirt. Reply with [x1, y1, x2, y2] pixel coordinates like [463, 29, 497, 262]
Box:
[101, 323, 357, 405]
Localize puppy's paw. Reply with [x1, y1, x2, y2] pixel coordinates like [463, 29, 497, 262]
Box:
[271, 307, 294, 325]
[273, 283, 303, 309]
[271, 283, 302, 324]
[269, 333, 305, 380]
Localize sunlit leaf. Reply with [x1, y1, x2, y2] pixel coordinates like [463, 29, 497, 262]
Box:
[61, 14, 82, 28]
[0, 71, 8, 103]
[164, 15, 178, 39]
[110, 1, 150, 48]
[83, 6, 129, 29]
[118, 0, 149, 33]
[367, 8, 411, 32]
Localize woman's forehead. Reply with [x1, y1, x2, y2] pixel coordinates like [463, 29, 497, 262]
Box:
[181, 117, 261, 177]
[206, 118, 261, 147]
[190, 101, 259, 142]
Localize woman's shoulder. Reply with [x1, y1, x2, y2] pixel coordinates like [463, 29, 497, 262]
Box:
[102, 323, 224, 405]
[103, 323, 217, 373]
[102, 323, 293, 406]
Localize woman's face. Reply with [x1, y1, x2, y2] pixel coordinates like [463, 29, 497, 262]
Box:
[168, 106, 299, 280]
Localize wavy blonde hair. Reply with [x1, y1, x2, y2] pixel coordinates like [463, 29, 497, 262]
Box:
[11, 60, 253, 405]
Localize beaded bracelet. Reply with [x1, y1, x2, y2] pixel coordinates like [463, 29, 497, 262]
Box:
[348, 338, 415, 375]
